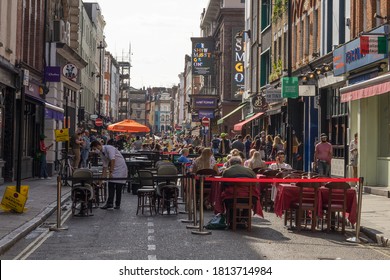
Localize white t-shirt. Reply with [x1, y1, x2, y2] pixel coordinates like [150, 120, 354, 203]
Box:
[100, 145, 128, 184]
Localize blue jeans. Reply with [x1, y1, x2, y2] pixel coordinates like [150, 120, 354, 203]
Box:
[40, 154, 48, 178]
[317, 160, 330, 177]
[81, 149, 89, 168]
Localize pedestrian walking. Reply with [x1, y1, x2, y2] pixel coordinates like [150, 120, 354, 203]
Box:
[91, 140, 128, 210]
[349, 132, 358, 179]
[314, 133, 332, 176]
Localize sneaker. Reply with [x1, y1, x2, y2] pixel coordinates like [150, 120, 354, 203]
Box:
[114, 206, 120, 210]
[100, 204, 113, 210]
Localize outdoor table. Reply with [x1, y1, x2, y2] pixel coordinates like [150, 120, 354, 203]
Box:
[273, 183, 299, 218]
[318, 187, 357, 225]
[206, 177, 264, 218]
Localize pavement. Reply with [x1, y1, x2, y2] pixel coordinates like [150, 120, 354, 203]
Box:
[0, 177, 389, 256]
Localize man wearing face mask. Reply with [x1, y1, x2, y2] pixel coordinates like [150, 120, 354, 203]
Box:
[90, 140, 128, 210]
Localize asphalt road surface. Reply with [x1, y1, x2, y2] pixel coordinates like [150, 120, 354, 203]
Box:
[2, 192, 390, 260]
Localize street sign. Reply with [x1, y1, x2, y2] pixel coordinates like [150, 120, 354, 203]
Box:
[55, 128, 69, 142]
[281, 77, 299, 98]
[95, 118, 103, 127]
[201, 117, 210, 127]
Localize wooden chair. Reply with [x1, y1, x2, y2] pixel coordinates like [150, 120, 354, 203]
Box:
[293, 182, 321, 231]
[261, 169, 280, 211]
[225, 182, 255, 231]
[323, 182, 351, 234]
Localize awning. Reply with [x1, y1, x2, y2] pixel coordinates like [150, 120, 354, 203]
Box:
[217, 103, 248, 125]
[340, 73, 390, 103]
[45, 102, 64, 121]
[234, 112, 265, 131]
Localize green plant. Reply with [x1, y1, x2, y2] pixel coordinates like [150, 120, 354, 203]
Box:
[272, 0, 288, 22]
[269, 58, 283, 82]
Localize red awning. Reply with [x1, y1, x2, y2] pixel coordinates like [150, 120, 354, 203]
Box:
[340, 73, 390, 103]
[234, 112, 264, 131]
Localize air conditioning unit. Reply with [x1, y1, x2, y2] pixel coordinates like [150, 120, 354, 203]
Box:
[53, 20, 70, 45]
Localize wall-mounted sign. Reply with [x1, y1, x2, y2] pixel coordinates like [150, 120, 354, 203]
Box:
[265, 88, 283, 103]
[333, 25, 388, 76]
[231, 27, 245, 99]
[299, 85, 316, 96]
[198, 109, 214, 119]
[191, 37, 214, 75]
[193, 97, 217, 108]
[281, 77, 299, 98]
[63, 63, 78, 81]
[45, 66, 61, 82]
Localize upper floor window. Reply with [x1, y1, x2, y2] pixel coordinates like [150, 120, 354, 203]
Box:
[261, 0, 271, 31]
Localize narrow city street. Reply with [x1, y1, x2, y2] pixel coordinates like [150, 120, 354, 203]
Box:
[2, 193, 390, 260]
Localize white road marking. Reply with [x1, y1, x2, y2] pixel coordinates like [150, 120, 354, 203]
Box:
[148, 235, 155, 241]
[148, 244, 156, 250]
[148, 229, 154, 234]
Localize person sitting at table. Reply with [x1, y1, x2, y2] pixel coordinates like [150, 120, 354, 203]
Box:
[191, 148, 218, 174]
[246, 151, 267, 170]
[221, 156, 257, 228]
[269, 150, 292, 170]
[244, 149, 256, 167]
[177, 148, 191, 164]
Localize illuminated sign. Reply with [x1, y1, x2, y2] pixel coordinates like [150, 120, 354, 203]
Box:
[232, 27, 245, 99]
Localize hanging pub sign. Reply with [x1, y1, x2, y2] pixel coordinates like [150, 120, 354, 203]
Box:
[191, 37, 214, 75]
[45, 66, 61, 82]
[63, 63, 78, 82]
[251, 95, 267, 110]
[281, 77, 299, 98]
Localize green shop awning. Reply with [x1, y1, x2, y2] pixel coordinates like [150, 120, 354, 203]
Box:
[217, 103, 248, 125]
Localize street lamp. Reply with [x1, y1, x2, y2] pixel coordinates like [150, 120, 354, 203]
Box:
[97, 41, 104, 117]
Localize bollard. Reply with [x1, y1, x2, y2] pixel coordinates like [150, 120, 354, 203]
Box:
[181, 174, 193, 222]
[49, 176, 68, 231]
[186, 176, 199, 229]
[192, 176, 211, 235]
[178, 165, 188, 213]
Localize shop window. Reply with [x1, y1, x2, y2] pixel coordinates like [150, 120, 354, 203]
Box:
[379, 94, 390, 156]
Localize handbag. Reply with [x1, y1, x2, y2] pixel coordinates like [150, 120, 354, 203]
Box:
[204, 214, 227, 230]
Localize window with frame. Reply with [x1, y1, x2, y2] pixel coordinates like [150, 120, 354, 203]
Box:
[261, 0, 271, 31]
[260, 49, 270, 87]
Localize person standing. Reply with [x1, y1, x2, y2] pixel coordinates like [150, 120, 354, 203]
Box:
[80, 130, 91, 168]
[349, 132, 358, 179]
[244, 134, 252, 159]
[231, 135, 245, 154]
[219, 133, 231, 155]
[39, 134, 53, 179]
[70, 130, 83, 169]
[314, 133, 332, 176]
[211, 134, 221, 155]
[91, 140, 128, 210]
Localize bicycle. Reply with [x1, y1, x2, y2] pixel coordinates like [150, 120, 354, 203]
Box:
[55, 151, 75, 187]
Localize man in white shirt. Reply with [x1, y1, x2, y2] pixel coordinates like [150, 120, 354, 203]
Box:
[269, 150, 292, 170]
[91, 140, 128, 210]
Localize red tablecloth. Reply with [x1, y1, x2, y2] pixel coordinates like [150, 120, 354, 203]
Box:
[209, 179, 263, 218]
[273, 184, 358, 225]
[318, 188, 357, 225]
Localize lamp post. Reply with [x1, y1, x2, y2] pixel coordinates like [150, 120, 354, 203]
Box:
[97, 41, 104, 117]
[64, 89, 69, 163]
[286, 0, 294, 165]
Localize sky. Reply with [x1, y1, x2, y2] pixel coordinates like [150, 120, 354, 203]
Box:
[95, 0, 210, 89]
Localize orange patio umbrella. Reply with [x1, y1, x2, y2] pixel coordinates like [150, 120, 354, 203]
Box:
[107, 119, 150, 133]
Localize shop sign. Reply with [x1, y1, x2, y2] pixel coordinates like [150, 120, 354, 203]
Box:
[194, 97, 216, 108]
[198, 109, 214, 119]
[299, 85, 316, 96]
[265, 88, 283, 103]
[45, 66, 61, 82]
[333, 25, 388, 76]
[281, 77, 299, 98]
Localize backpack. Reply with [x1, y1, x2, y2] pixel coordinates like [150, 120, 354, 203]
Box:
[204, 214, 227, 230]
